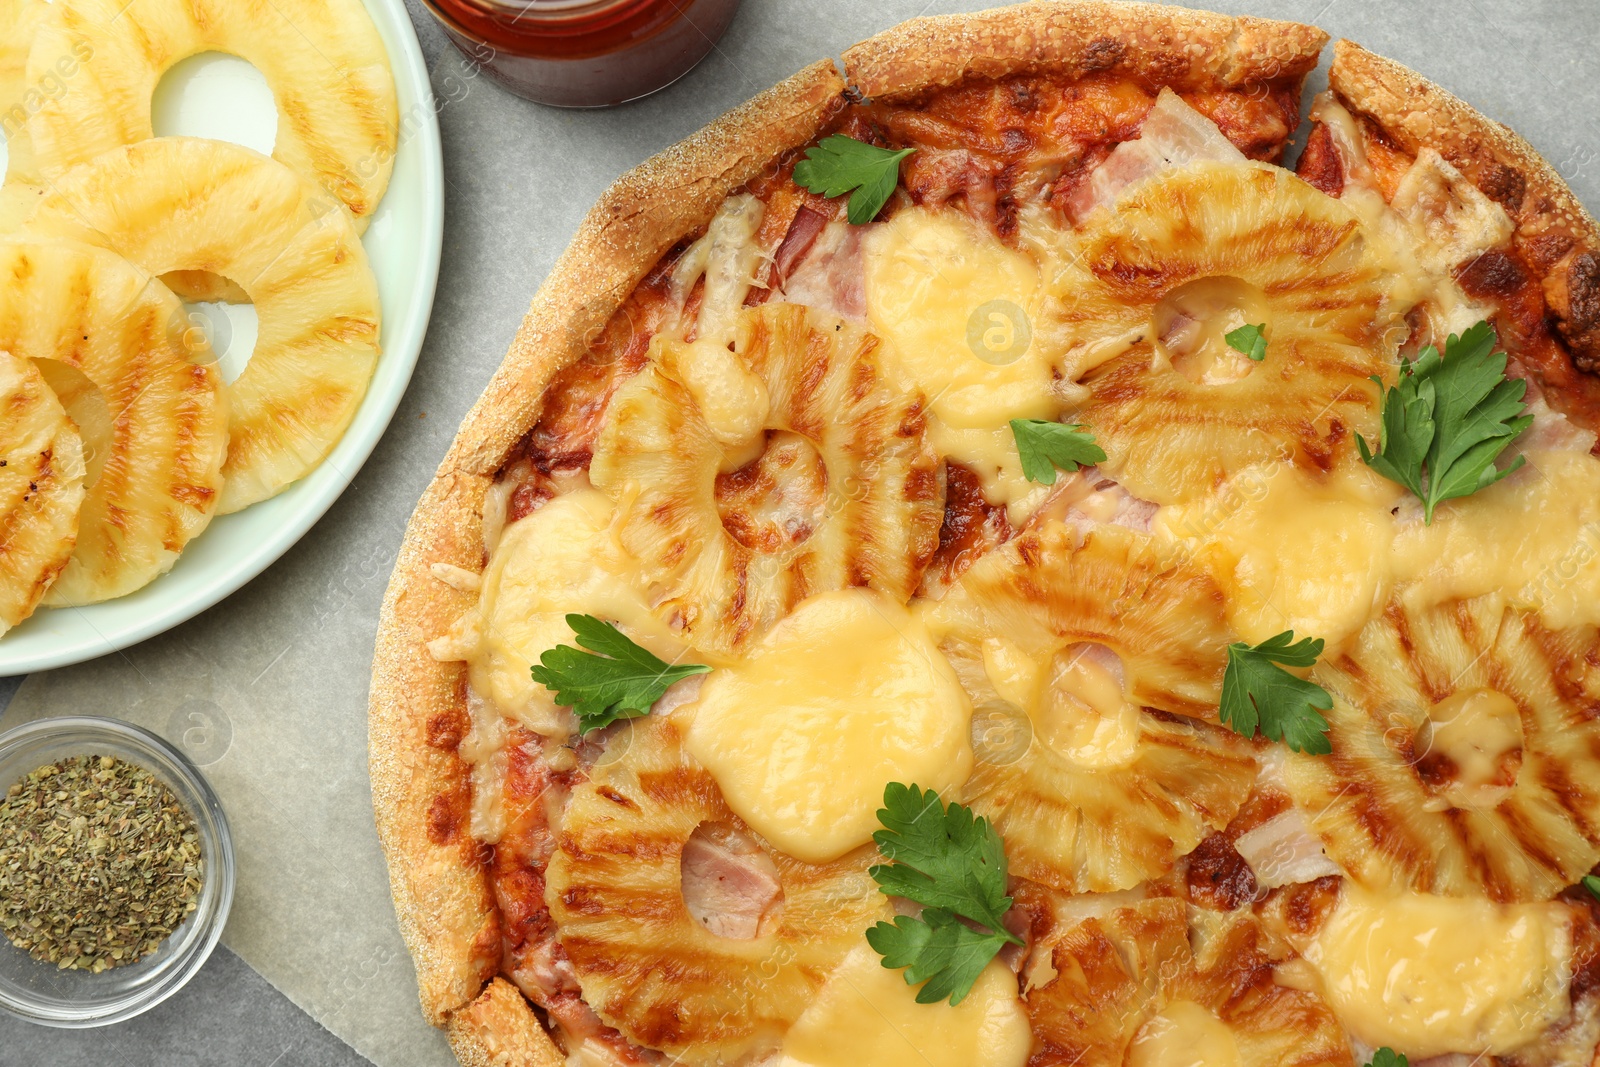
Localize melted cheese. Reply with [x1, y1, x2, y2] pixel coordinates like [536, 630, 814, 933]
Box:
[471, 489, 679, 737]
[1127, 1001, 1241, 1067]
[684, 588, 973, 863]
[1156, 461, 1402, 648]
[1308, 886, 1572, 1057]
[1393, 448, 1600, 628]
[1313, 93, 1502, 341]
[675, 193, 766, 346]
[863, 207, 1056, 431]
[1418, 688, 1522, 809]
[779, 945, 1030, 1067]
[1037, 645, 1141, 768]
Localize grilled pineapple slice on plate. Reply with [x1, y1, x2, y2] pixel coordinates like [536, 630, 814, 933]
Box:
[590, 302, 943, 655]
[21, 137, 382, 513]
[1285, 594, 1600, 902]
[1046, 161, 1402, 505]
[0, 240, 226, 604]
[0, 0, 44, 188]
[0, 350, 85, 633]
[25, 0, 397, 230]
[1023, 896, 1350, 1067]
[544, 712, 887, 1066]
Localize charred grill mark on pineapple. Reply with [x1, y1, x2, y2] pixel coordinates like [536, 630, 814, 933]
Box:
[1288, 595, 1600, 900]
[0, 352, 84, 632]
[1047, 162, 1398, 504]
[544, 714, 883, 1065]
[1020, 893, 1350, 1067]
[0, 242, 224, 607]
[943, 634, 1254, 896]
[591, 303, 943, 655]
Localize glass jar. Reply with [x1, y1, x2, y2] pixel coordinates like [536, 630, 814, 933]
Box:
[420, 0, 744, 108]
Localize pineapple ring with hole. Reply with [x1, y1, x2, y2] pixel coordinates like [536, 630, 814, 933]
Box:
[0, 350, 85, 634]
[0, 239, 227, 606]
[942, 638, 1255, 896]
[23, 0, 397, 231]
[590, 302, 944, 655]
[22, 137, 382, 514]
[931, 523, 1255, 893]
[931, 522, 1235, 722]
[1021, 895, 1351, 1067]
[544, 712, 888, 1067]
[1049, 161, 1403, 506]
[1286, 594, 1600, 902]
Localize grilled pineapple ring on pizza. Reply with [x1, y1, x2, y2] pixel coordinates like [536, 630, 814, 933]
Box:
[0, 351, 85, 634]
[932, 523, 1254, 893]
[590, 301, 944, 655]
[1051, 162, 1401, 505]
[545, 712, 888, 1066]
[21, 138, 382, 514]
[369, 9, 1600, 1067]
[1286, 594, 1600, 903]
[1024, 896, 1351, 1067]
[0, 240, 226, 606]
[24, 0, 397, 230]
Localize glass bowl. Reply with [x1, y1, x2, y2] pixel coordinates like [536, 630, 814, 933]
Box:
[0, 716, 235, 1027]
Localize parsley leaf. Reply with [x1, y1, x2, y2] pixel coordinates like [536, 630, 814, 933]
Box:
[1366, 1050, 1408, 1067]
[528, 614, 710, 734]
[792, 135, 914, 225]
[1358, 321, 1533, 523]
[1220, 631, 1333, 755]
[1010, 419, 1107, 485]
[865, 783, 1022, 1006]
[1225, 322, 1268, 361]
[866, 912, 1015, 1006]
[1583, 875, 1600, 902]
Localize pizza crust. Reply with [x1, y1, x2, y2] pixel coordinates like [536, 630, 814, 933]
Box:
[371, 5, 1600, 1062]
[369, 58, 846, 1031]
[842, 0, 1327, 102]
[446, 979, 566, 1067]
[1328, 38, 1600, 366]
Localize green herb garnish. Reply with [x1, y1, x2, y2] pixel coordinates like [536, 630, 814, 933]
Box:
[865, 783, 1022, 1006]
[1010, 419, 1107, 485]
[529, 614, 710, 734]
[1220, 631, 1333, 755]
[1366, 1050, 1408, 1067]
[1359, 321, 1533, 523]
[793, 135, 915, 225]
[1225, 322, 1268, 361]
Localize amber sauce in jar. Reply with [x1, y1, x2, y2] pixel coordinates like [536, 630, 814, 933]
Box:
[421, 0, 744, 107]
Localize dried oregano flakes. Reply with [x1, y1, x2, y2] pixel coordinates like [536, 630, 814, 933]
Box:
[0, 755, 203, 972]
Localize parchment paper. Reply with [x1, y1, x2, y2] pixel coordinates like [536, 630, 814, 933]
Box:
[4, 0, 1598, 1064]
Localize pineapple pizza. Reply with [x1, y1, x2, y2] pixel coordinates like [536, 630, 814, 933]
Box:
[370, 4, 1600, 1065]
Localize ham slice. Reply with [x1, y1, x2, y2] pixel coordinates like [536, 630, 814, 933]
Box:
[681, 823, 783, 940]
[1063, 88, 1245, 224]
[1233, 809, 1341, 889]
[779, 219, 866, 320]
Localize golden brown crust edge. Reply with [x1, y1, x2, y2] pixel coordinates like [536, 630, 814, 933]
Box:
[446, 980, 566, 1067]
[842, 0, 1327, 102]
[368, 58, 846, 1034]
[1329, 39, 1600, 365]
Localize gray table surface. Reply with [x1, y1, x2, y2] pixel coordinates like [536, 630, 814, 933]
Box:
[4, 0, 1599, 1063]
